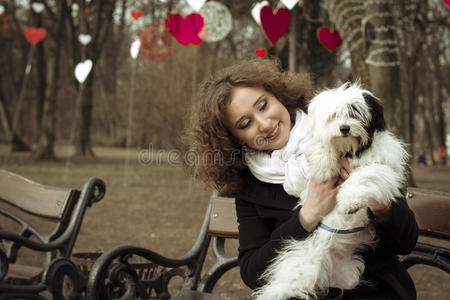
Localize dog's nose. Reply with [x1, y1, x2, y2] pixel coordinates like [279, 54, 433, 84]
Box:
[340, 125, 350, 135]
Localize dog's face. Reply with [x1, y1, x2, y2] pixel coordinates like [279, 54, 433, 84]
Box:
[307, 83, 386, 157]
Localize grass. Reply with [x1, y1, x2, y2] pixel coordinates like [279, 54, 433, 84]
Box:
[0, 144, 449, 299]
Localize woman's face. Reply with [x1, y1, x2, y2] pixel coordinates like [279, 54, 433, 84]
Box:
[226, 86, 291, 150]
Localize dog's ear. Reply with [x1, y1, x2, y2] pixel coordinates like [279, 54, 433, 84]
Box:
[363, 92, 386, 131]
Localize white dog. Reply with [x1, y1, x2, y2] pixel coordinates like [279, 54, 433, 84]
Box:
[254, 83, 409, 300]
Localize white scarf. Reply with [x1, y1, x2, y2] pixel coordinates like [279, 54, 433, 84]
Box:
[244, 111, 310, 198]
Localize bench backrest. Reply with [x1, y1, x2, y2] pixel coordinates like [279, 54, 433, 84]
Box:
[0, 170, 105, 264]
[208, 187, 450, 240]
[0, 170, 78, 221]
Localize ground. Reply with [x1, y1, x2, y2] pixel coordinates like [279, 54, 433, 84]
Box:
[0, 144, 449, 299]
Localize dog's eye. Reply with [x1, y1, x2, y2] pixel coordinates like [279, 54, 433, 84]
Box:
[349, 105, 361, 119]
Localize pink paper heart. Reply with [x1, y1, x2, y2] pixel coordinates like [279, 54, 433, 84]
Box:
[260, 6, 290, 45]
[165, 13, 204, 46]
[255, 48, 267, 58]
[317, 27, 342, 52]
[445, 0, 450, 6]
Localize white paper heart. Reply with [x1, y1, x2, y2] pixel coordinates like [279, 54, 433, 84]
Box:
[130, 39, 141, 59]
[186, 0, 206, 11]
[78, 34, 92, 45]
[0, 5, 5, 15]
[251, 1, 269, 25]
[74, 59, 93, 83]
[32, 3, 45, 14]
[281, 0, 299, 10]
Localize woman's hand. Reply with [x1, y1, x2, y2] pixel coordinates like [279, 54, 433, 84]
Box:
[299, 176, 340, 232]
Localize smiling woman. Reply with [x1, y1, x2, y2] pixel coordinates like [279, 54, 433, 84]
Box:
[183, 58, 313, 195]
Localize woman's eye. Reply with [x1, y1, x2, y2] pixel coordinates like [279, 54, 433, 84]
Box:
[258, 98, 267, 110]
[239, 119, 251, 129]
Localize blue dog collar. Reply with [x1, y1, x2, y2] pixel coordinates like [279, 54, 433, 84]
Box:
[318, 222, 366, 234]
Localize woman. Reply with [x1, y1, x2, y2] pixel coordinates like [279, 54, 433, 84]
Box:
[184, 58, 418, 299]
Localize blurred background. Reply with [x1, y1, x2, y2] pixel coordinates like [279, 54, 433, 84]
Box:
[0, 0, 449, 299]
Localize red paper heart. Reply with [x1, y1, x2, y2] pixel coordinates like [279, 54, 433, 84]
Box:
[84, 8, 88, 16]
[260, 6, 290, 45]
[255, 48, 267, 58]
[24, 27, 46, 44]
[445, 0, 450, 6]
[317, 27, 342, 52]
[165, 13, 204, 46]
[131, 10, 143, 20]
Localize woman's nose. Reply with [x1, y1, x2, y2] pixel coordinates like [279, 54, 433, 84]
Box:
[255, 115, 272, 133]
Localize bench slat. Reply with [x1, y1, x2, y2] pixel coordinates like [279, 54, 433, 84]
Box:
[0, 170, 76, 220]
[208, 196, 238, 238]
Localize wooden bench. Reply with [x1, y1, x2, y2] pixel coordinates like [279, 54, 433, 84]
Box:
[0, 170, 106, 299]
[86, 187, 450, 300]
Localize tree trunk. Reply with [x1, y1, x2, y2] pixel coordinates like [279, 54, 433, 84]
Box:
[326, 0, 369, 83]
[32, 0, 65, 160]
[363, 1, 403, 136]
[75, 68, 95, 156]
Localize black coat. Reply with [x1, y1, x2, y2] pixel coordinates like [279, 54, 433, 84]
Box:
[235, 170, 418, 300]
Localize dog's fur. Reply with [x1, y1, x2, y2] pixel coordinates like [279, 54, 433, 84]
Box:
[253, 83, 409, 300]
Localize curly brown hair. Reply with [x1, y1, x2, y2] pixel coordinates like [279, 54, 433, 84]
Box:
[183, 58, 315, 195]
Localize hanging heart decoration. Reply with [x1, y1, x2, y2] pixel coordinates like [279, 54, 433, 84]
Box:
[280, 0, 299, 10]
[131, 10, 143, 20]
[445, 0, 450, 6]
[186, 0, 206, 11]
[78, 34, 91, 45]
[260, 6, 290, 45]
[251, 1, 269, 25]
[199, 1, 232, 43]
[255, 48, 267, 58]
[165, 13, 204, 46]
[71, 3, 79, 18]
[24, 27, 46, 44]
[31, 3, 45, 14]
[139, 24, 174, 61]
[74, 59, 93, 83]
[317, 27, 342, 52]
[84, 8, 88, 16]
[130, 39, 141, 59]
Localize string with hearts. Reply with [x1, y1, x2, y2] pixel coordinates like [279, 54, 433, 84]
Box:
[25, 27, 46, 44]
[131, 10, 143, 20]
[317, 27, 342, 52]
[165, 13, 205, 46]
[260, 6, 290, 45]
[64, 58, 93, 179]
[31, 3, 45, 14]
[255, 48, 267, 58]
